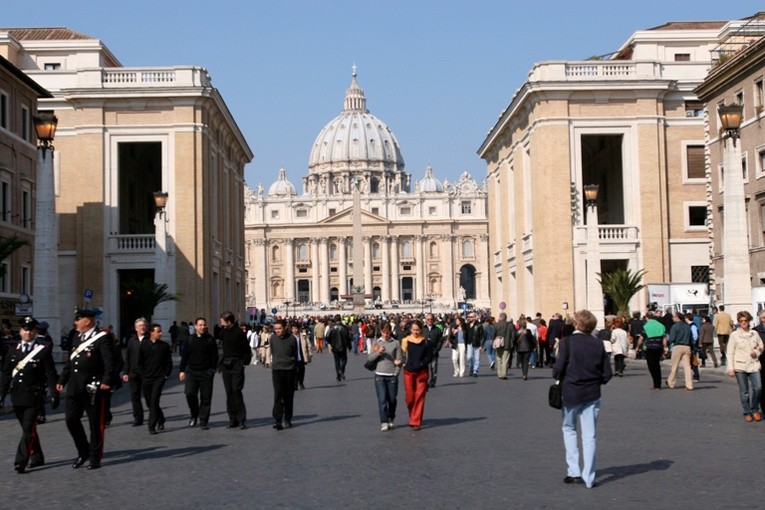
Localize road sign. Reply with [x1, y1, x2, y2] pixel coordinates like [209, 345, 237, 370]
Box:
[499, 301, 507, 310]
[84, 289, 94, 302]
[461, 303, 468, 311]
[271, 308, 277, 314]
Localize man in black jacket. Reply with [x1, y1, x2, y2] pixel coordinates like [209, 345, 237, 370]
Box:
[0, 317, 58, 473]
[179, 317, 218, 429]
[139, 324, 173, 434]
[465, 312, 484, 377]
[56, 308, 115, 470]
[218, 311, 251, 429]
[326, 315, 351, 382]
[424, 314, 443, 388]
[270, 320, 298, 429]
[122, 317, 148, 426]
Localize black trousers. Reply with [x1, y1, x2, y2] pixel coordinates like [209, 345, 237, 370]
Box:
[295, 362, 306, 387]
[142, 377, 166, 430]
[14, 405, 42, 467]
[272, 369, 296, 423]
[65, 390, 107, 462]
[332, 351, 348, 378]
[645, 349, 663, 389]
[128, 372, 144, 424]
[185, 368, 215, 424]
[429, 355, 439, 387]
[221, 359, 247, 425]
[517, 351, 532, 377]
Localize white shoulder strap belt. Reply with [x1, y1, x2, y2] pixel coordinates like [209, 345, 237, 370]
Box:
[70, 331, 108, 360]
[12, 344, 46, 378]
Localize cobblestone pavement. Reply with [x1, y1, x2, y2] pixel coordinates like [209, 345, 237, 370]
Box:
[0, 349, 761, 509]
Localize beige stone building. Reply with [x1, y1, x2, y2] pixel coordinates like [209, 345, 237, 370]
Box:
[244, 72, 489, 313]
[0, 28, 252, 337]
[694, 14, 765, 311]
[477, 17, 760, 319]
[0, 53, 50, 322]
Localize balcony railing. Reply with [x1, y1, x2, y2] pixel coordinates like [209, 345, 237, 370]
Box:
[529, 61, 711, 83]
[574, 225, 639, 244]
[110, 234, 155, 252]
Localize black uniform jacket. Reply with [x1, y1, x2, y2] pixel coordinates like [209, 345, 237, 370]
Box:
[58, 328, 116, 395]
[0, 340, 58, 407]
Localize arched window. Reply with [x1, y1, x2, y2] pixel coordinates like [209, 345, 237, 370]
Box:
[272, 245, 281, 262]
[329, 243, 338, 261]
[297, 243, 308, 261]
[462, 239, 474, 258]
[429, 241, 438, 259]
[372, 242, 381, 259]
[370, 177, 379, 194]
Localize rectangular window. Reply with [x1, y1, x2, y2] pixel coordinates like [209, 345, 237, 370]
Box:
[373, 266, 380, 272]
[461, 201, 472, 214]
[759, 149, 765, 176]
[428, 206, 436, 216]
[21, 266, 30, 294]
[736, 91, 744, 117]
[755, 78, 764, 108]
[760, 202, 765, 245]
[328, 208, 336, 216]
[400, 206, 411, 215]
[1, 180, 9, 222]
[295, 209, 307, 218]
[743, 156, 748, 182]
[330, 267, 337, 273]
[0, 262, 8, 293]
[44, 63, 61, 70]
[687, 205, 707, 228]
[690, 266, 709, 284]
[674, 53, 691, 62]
[270, 210, 279, 219]
[0, 91, 7, 129]
[22, 190, 30, 228]
[684, 101, 703, 118]
[685, 145, 705, 180]
[21, 105, 30, 141]
[371, 207, 379, 215]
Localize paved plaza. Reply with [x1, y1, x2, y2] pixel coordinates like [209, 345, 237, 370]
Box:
[0, 351, 761, 509]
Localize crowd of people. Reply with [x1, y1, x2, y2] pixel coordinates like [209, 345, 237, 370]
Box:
[0, 303, 761, 486]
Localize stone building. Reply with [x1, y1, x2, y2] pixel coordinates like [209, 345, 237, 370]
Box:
[0, 28, 252, 337]
[244, 72, 489, 312]
[477, 17, 759, 319]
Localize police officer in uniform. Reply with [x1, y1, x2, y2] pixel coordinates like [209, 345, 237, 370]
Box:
[0, 317, 58, 473]
[56, 308, 115, 470]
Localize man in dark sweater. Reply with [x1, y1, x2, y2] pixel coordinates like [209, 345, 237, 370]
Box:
[218, 311, 251, 429]
[122, 317, 148, 427]
[179, 317, 218, 430]
[270, 320, 298, 430]
[139, 324, 173, 435]
[326, 315, 351, 382]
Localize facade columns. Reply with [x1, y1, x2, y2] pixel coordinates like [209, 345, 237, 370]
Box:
[254, 239, 268, 306]
[416, 235, 425, 301]
[311, 238, 320, 303]
[478, 234, 490, 303]
[364, 236, 373, 298]
[285, 239, 295, 301]
[390, 237, 400, 301]
[338, 237, 347, 295]
[442, 234, 455, 306]
[319, 237, 329, 304]
[381, 236, 390, 301]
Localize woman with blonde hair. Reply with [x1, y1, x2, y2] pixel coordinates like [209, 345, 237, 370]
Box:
[727, 310, 764, 422]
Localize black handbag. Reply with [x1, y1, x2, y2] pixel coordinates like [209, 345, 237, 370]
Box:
[548, 381, 562, 409]
[364, 353, 382, 371]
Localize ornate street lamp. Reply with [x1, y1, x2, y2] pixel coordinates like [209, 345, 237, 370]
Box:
[584, 183, 603, 322]
[583, 184, 599, 207]
[153, 191, 169, 214]
[33, 112, 58, 152]
[718, 103, 743, 145]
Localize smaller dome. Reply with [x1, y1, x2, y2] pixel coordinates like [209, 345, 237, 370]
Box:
[268, 167, 297, 196]
[417, 165, 444, 193]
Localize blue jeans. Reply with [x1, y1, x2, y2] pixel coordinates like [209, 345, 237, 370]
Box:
[562, 398, 601, 488]
[735, 371, 762, 415]
[467, 345, 481, 374]
[374, 374, 398, 423]
[483, 340, 496, 366]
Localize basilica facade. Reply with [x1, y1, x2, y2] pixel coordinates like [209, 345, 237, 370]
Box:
[244, 72, 489, 311]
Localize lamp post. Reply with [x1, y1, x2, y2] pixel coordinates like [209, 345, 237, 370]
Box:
[284, 300, 292, 319]
[351, 175, 365, 315]
[32, 112, 61, 359]
[153, 191, 170, 332]
[584, 184, 604, 323]
[718, 102, 751, 311]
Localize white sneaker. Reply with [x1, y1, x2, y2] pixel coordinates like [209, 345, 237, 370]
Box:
[381, 423, 390, 431]
[388, 420, 394, 430]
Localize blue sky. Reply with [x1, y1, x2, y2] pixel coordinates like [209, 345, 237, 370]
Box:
[5, 1, 755, 190]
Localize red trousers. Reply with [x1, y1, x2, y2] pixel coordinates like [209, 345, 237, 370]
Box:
[404, 369, 428, 428]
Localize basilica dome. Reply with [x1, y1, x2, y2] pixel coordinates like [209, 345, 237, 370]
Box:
[417, 165, 444, 192]
[308, 71, 404, 171]
[268, 167, 297, 196]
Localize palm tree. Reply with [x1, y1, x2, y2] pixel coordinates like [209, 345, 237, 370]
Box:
[597, 268, 646, 318]
[0, 236, 28, 278]
[122, 278, 179, 323]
